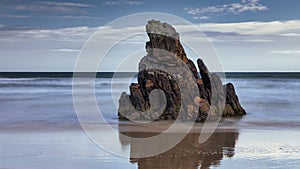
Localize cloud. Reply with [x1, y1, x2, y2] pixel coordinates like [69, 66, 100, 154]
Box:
[184, 0, 267, 19]
[51, 48, 81, 52]
[0, 26, 98, 42]
[280, 33, 300, 37]
[102, 0, 143, 6]
[192, 16, 210, 20]
[197, 20, 300, 36]
[0, 25, 30, 31]
[0, 14, 102, 20]
[241, 39, 274, 43]
[1, 19, 300, 72]
[206, 37, 274, 43]
[1, 20, 299, 45]
[37, 1, 93, 8]
[0, 14, 30, 18]
[1, 1, 93, 13]
[125, 0, 144, 5]
[40, 15, 102, 19]
[270, 50, 300, 55]
[169, 20, 300, 44]
[59, 16, 101, 19]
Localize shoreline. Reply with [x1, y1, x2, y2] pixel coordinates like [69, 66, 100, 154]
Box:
[1, 120, 300, 133]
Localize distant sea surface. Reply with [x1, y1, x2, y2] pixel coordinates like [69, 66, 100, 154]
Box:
[1, 72, 300, 130]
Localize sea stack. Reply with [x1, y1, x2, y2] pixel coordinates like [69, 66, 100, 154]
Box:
[118, 20, 246, 122]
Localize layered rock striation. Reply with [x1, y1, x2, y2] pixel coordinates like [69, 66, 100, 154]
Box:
[118, 20, 246, 122]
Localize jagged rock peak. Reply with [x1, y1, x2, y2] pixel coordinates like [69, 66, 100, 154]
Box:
[146, 20, 179, 39]
[145, 20, 188, 64]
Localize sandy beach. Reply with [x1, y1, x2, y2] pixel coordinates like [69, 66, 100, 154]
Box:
[1, 122, 300, 169]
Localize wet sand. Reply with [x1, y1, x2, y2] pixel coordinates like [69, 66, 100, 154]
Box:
[1, 122, 300, 169]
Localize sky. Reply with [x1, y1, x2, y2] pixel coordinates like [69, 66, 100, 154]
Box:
[0, 0, 300, 72]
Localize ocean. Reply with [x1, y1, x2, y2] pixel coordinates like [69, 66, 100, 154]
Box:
[1, 72, 300, 130]
[0, 72, 300, 169]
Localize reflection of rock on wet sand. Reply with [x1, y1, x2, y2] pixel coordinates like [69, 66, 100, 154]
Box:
[118, 124, 239, 169]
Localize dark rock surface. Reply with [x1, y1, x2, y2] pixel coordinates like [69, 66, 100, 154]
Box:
[118, 20, 246, 122]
